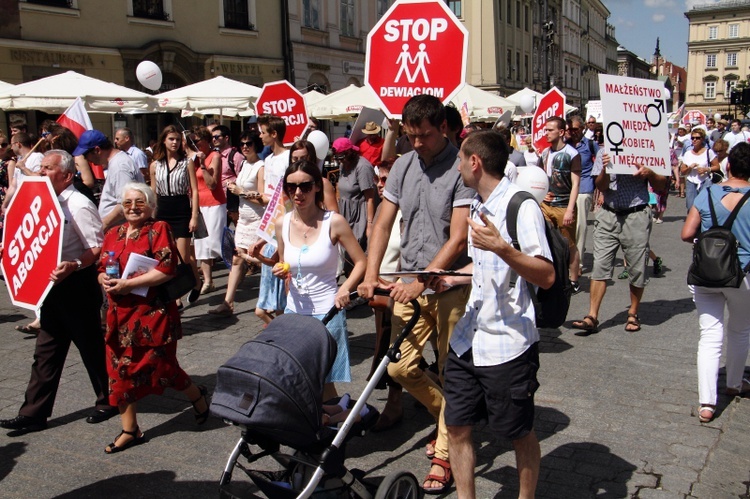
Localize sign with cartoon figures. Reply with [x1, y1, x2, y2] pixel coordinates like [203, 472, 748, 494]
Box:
[599, 74, 671, 176]
[365, 0, 468, 118]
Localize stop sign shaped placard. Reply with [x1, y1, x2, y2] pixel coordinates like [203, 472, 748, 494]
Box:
[255, 80, 308, 146]
[366, 0, 468, 118]
[532, 87, 566, 154]
[1, 177, 64, 310]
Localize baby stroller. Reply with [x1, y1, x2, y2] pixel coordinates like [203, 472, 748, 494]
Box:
[211, 291, 422, 499]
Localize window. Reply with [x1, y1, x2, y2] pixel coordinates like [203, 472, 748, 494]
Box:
[727, 52, 738, 67]
[706, 54, 717, 68]
[506, 50, 512, 79]
[516, 0, 520, 27]
[524, 5, 529, 31]
[447, 0, 461, 17]
[708, 26, 717, 39]
[525, 54, 529, 81]
[507, 0, 511, 24]
[222, 0, 255, 30]
[303, 0, 320, 29]
[340, 0, 355, 36]
[377, 0, 389, 17]
[729, 24, 739, 38]
[26, 0, 72, 7]
[705, 81, 716, 99]
[498, 0, 502, 20]
[132, 0, 168, 20]
[516, 52, 520, 81]
[726, 80, 738, 97]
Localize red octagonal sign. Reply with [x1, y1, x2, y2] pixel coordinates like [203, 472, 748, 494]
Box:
[532, 87, 567, 154]
[1, 177, 64, 310]
[366, 0, 468, 118]
[255, 80, 309, 146]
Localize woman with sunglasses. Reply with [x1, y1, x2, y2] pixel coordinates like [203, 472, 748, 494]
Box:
[331, 137, 376, 275]
[97, 182, 208, 454]
[680, 127, 720, 211]
[209, 131, 268, 317]
[273, 160, 366, 401]
[186, 126, 226, 295]
[150, 125, 202, 308]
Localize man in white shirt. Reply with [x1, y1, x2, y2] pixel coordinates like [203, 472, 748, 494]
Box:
[430, 130, 553, 499]
[724, 119, 750, 151]
[74, 130, 144, 231]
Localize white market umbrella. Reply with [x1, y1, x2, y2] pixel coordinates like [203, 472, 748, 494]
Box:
[0, 71, 155, 113]
[155, 76, 262, 117]
[304, 89, 327, 109]
[451, 85, 517, 121]
[0, 80, 16, 109]
[506, 87, 577, 118]
[307, 84, 384, 120]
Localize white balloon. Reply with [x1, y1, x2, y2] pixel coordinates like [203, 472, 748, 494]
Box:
[520, 94, 536, 113]
[136, 61, 162, 91]
[513, 166, 549, 205]
[307, 130, 329, 169]
[714, 113, 722, 121]
[662, 88, 671, 100]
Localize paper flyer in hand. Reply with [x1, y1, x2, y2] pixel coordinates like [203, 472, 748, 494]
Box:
[122, 253, 158, 297]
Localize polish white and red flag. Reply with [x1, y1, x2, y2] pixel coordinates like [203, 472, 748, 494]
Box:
[56, 97, 93, 138]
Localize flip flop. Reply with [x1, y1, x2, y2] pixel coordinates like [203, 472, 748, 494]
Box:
[15, 324, 41, 334]
[625, 313, 641, 332]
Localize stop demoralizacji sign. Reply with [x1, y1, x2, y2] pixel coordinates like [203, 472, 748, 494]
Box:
[532, 87, 567, 154]
[1, 177, 64, 310]
[365, 0, 468, 118]
[255, 80, 309, 146]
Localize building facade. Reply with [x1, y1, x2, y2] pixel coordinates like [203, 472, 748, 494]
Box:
[618, 46, 652, 80]
[685, 0, 750, 118]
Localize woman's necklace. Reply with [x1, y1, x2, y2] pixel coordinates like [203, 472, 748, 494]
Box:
[295, 212, 316, 241]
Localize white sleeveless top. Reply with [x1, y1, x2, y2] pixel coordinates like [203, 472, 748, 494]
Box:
[283, 211, 339, 315]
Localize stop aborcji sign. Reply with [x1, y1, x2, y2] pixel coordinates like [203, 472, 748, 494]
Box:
[1, 177, 64, 310]
[255, 80, 309, 146]
[365, 0, 468, 118]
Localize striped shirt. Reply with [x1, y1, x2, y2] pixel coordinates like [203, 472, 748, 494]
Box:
[154, 157, 190, 197]
[450, 178, 551, 366]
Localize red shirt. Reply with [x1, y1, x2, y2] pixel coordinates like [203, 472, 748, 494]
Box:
[358, 136, 384, 167]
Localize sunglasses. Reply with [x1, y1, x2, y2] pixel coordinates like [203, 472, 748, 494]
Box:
[284, 181, 315, 194]
[378, 176, 388, 184]
[212, 134, 224, 140]
[240, 141, 253, 148]
[0, 142, 7, 148]
[333, 154, 346, 161]
[122, 199, 147, 209]
[691, 136, 703, 140]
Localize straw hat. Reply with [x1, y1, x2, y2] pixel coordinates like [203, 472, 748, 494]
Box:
[362, 121, 382, 135]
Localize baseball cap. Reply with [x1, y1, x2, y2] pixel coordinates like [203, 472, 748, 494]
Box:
[246, 115, 258, 125]
[72, 130, 108, 156]
[332, 137, 359, 153]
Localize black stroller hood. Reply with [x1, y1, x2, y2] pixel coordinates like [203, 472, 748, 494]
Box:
[210, 313, 337, 448]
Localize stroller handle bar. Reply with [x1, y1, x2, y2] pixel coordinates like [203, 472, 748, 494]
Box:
[322, 289, 421, 364]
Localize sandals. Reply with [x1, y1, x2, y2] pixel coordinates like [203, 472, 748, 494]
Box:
[422, 457, 453, 495]
[625, 313, 641, 332]
[571, 315, 599, 334]
[191, 385, 210, 425]
[698, 405, 715, 423]
[104, 426, 147, 454]
[15, 323, 41, 334]
[208, 302, 234, 317]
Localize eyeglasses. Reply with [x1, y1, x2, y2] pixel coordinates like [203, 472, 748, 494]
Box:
[211, 134, 224, 140]
[333, 154, 346, 161]
[691, 136, 703, 141]
[122, 199, 147, 209]
[0, 142, 7, 148]
[240, 141, 253, 148]
[284, 181, 315, 194]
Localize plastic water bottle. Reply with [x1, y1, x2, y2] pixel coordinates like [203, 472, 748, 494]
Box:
[105, 251, 120, 279]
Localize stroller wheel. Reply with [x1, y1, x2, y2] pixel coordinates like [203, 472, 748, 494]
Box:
[375, 471, 421, 499]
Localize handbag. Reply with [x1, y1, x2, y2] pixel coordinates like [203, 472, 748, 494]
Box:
[146, 227, 198, 302]
[193, 212, 208, 240]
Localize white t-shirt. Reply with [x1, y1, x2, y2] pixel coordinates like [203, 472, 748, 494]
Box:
[14, 151, 43, 183]
[263, 149, 290, 196]
[682, 147, 716, 186]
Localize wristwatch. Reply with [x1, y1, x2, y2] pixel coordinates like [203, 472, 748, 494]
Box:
[73, 258, 82, 271]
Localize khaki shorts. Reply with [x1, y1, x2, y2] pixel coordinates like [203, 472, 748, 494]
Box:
[541, 202, 577, 251]
[591, 207, 651, 288]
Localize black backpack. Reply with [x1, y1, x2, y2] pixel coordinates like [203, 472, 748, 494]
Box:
[506, 191, 572, 328]
[687, 187, 750, 288]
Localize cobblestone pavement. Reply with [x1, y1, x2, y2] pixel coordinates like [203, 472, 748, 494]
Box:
[1, 195, 749, 498]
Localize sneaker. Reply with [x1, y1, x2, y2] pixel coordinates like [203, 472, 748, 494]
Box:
[655, 218, 663, 224]
[571, 281, 581, 294]
[653, 257, 663, 276]
[617, 270, 630, 280]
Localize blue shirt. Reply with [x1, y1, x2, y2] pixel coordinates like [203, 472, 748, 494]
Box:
[694, 184, 750, 269]
[574, 137, 598, 194]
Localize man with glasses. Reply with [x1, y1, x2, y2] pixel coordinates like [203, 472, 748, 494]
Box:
[711, 119, 727, 145]
[584, 116, 597, 140]
[0, 149, 115, 433]
[73, 130, 143, 231]
[212, 125, 245, 225]
[568, 115, 598, 277]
